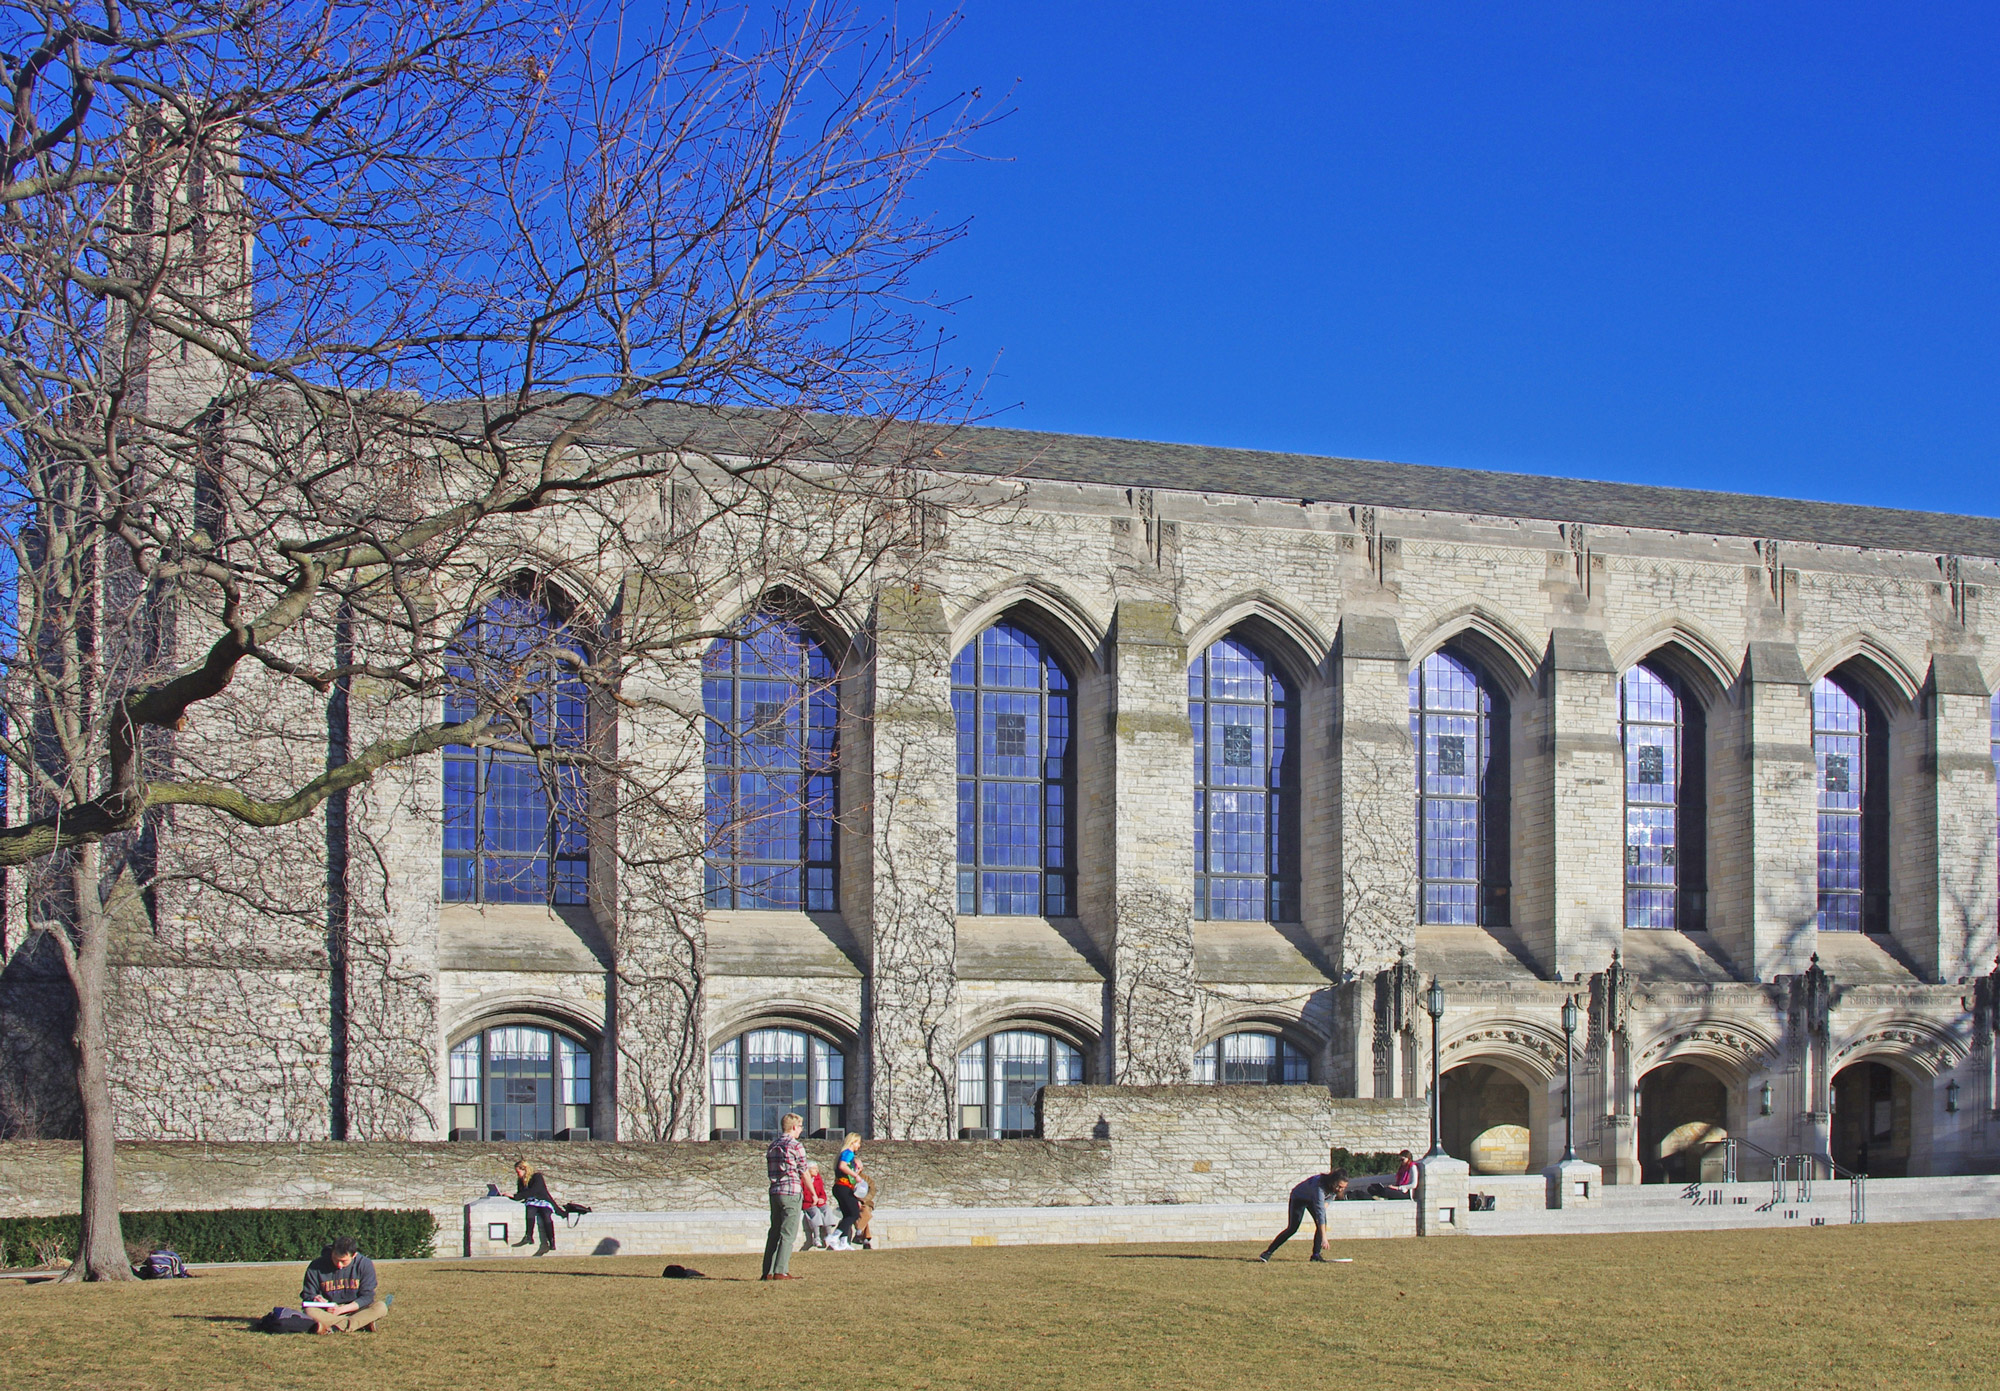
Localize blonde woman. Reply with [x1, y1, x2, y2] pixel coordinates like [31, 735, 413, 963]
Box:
[509, 1159, 560, 1256]
[833, 1131, 868, 1248]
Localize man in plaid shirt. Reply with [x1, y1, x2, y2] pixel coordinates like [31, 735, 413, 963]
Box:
[761, 1111, 811, 1280]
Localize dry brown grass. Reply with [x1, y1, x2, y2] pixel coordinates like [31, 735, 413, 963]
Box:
[3, 1221, 1995, 1390]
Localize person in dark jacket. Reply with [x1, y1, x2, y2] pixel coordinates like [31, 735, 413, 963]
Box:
[300, 1236, 388, 1333]
[1256, 1169, 1348, 1263]
[510, 1159, 560, 1256]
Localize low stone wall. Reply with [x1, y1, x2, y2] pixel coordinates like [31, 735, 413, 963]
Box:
[0, 1087, 1428, 1253]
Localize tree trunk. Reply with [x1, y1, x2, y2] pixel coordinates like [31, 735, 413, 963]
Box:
[59, 845, 132, 1282]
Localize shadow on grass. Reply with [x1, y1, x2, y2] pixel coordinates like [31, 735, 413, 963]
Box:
[170, 1315, 264, 1329]
[425, 1268, 750, 1281]
[1101, 1253, 1258, 1263]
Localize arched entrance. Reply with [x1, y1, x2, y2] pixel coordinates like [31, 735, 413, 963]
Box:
[1831, 1060, 1912, 1176]
[1638, 1061, 1729, 1183]
[1440, 1062, 1533, 1175]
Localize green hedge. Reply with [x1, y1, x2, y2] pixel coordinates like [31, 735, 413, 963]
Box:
[0, 1209, 438, 1269]
[1327, 1148, 1412, 1176]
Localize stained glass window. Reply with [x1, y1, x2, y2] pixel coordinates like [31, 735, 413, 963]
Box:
[1190, 636, 1297, 921]
[442, 588, 590, 905]
[956, 1029, 1085, 1138]
[1815, 677, 1867, 932]
[1193, 1031, 1310, 1084]
[708, 1027, 845, 1139]
[953, 623, 1073, 916]
[703, 614, 838, 911]
[448, 1025, 592, 1140]
[1622, 665, 1682, 929]
[1411, 650, 1502, 925]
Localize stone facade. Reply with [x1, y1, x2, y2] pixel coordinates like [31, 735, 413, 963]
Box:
[5, 413, 2000, 1187]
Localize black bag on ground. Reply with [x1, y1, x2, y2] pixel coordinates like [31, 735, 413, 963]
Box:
[259, 1307, 318, 1334]
[660, 1264, 707, 1279]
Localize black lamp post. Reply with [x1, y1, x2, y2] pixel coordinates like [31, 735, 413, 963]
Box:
[1559, 994, 1579, 1163]
[1424, 977, 1447, 1159]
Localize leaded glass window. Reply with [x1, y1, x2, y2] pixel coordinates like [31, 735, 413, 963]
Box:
[708, 1028, 845, 1139]
[1411, 650, 1506, 924]
[448, 1025, 592, 1140]
[703, 614, 838, 911]
[443, 589, 590, 905]
[1622, 664, 1682, 929]
[1190, 637, 1297, 921]
[1815, 677, 1870, 932]
[953, 624, 1073, 916]
[1193, 1031, 1310, 1084]
[956, 1029, 1084, 1138]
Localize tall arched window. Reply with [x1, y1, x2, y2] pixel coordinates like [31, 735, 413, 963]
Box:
[448, 1024, 593, 1140]
[1622, 664, 1682, 929]
[443, 586, 590, 905]
[953, 623, 1073, 917]
[956, 1028, 1084, 1138]
[1190, 636, 1298, 921]
[1992, 690, 2000, 923]
[1194, 1031, 1310, 1084]
[1815, 676, 1887, 933]
[703, 613, 838, 911]
[1411, 649, 1508, 925]
[708, 1027, 846, 1140]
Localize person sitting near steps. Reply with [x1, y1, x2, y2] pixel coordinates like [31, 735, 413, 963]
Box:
[300, 1235, 388, 1334]
[1370, 1150, 1418, 1200]
[1257, 1169, 1348, 1263]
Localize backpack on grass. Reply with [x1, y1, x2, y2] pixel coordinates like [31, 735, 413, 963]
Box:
[259, 1308, 318, 1334]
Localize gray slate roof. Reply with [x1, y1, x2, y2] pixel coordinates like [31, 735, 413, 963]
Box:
[453, 399, 2000, 560]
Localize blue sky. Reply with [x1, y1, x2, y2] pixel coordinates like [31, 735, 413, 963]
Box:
[916, 3, 2000, 516]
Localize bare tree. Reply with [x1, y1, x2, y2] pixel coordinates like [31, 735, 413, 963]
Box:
[0, 0, 993, 1279]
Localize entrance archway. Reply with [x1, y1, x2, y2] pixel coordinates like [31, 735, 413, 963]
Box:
[1440, 1062, 1533, 1175]
[1831, 1060, 1912, 1176]
[1639, 1061, 1729, 1183]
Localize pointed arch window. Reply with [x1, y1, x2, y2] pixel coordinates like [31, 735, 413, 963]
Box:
[953, 622, 1073, 916]
[1411, 649, 1509, 925]
[1190, 635, 1297, 921]
[1621, 665, 1682, 929]
[703, 613, 838, 911]
[1815, 676, 1887, 932]
[443, 587, 590, 905]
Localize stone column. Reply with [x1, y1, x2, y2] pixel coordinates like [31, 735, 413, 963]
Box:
[609, 612, 709, 1142]
[1709, 642, 1817, 981]
[1330, 616, 1417, 1098]
[861, 585, 958, 1139]
[1514, 629, 1622, 980]
[341, 682, 444, 1140]
[1415, 1151, 1469, 1235]
[1106, 600, 1196, 1083]
[1909, 657, 1996, 983]
[1331, 616, 1416, 979]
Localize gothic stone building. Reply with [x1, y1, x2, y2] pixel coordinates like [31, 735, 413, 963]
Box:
[7, 410, 2000, 1186]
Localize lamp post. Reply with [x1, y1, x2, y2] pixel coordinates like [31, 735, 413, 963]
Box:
[1559, 994, 1579, 1163]
[1425, 977, 1447, 1159]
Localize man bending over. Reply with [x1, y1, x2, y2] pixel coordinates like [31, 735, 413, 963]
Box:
[301, 1235, 388, 1333]
[1257, 1169, 1348, 1263]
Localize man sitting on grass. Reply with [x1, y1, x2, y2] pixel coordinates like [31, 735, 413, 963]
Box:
[300, 1235, 388, 1333]
[1257, 1169, 1348, 1263]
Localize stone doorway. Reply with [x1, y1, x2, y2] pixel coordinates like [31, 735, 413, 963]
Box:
[1831, 1060, 1912, 1177]
[1638, 1061, 1729, 1183]
[1440, 1062, 1533, 1175]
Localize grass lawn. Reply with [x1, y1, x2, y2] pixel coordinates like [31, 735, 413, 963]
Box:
[4, 1221, 1995, 1390]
